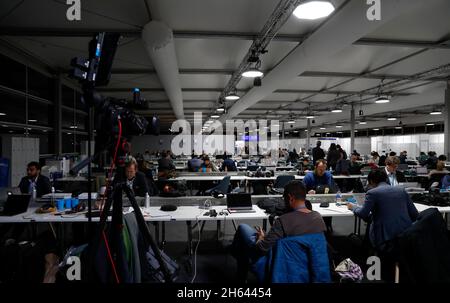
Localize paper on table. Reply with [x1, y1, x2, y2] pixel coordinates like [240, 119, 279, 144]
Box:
[142, 208, 173, 218]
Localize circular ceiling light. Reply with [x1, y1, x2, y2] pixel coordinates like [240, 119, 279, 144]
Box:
[293, 1, 335, 20]
[242, 68, 263, 78]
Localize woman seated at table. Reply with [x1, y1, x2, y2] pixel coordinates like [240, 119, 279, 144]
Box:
[199, 156, 218, 172]
[428, 161, 449, 179]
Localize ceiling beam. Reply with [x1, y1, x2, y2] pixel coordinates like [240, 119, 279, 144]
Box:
[355, 38, 450, 50]
[301, 71, 449, 82]
[2, 28, 450, 49]
[98, 87, 413, 96]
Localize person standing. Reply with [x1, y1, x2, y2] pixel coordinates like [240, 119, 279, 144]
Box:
[312, 141, 325, 165]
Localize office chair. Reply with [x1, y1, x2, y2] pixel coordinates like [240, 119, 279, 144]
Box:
[204, 176, 231, 196]
[252, 233, 331, 283]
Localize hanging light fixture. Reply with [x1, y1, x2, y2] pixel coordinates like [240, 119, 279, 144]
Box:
[331, 106, 342, 113]
[430, 110, 442, 115]
[225, 89, 240, 101]
[387, 117, 397, 121]
[293, 1, 335, 20]
[375, 95, 390, 104]
[375, 79, 390, 103]
[242, 58, 263, 78]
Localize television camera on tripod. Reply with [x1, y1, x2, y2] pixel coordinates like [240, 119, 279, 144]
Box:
[68, 32, 174, 283]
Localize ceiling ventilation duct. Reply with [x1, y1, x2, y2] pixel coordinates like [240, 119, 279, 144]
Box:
[142, 21, 184, 119]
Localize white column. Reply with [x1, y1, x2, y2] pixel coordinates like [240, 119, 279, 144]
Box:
[444, 81, 450, 158]
[350, 104, 355, 153]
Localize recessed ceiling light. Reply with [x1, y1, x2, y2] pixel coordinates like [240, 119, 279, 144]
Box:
[426, 123, 435, 126]
[373, 128, 379, 131]
[306, 115, 315, 119]
[67, 132, 72, 135]
[216, 107, 225, 112]
[331, 108, 342, 113]
[336, 125, 343, 128]
[359, 121, 367, 125]
[0, 113, 6, 116]
[430, 111, 442, 115]
[304, 130, 308, 132]
[387, 117, 397, 121]
[337, 131, 343, 134]
[293, 1, 335, 20]
[354, 130, 358, 133]
[326, 132, 330, 135]
[211, 115, 220, 119]
[294, 130, 299, 133]
[287, 120, 296, 124]
[28, 119, 37, 123]
[395, 126, 402, 129]
[320, 127, 326, 130]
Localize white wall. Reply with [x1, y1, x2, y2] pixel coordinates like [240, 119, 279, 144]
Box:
[371, 134, 444, 158]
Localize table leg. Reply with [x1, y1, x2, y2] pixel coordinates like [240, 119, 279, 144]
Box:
[186, 221, 193, 256]
[153, 222, 160, 247]
[263, 219, 267, 232]
[357, 218, 362, 236]
[161, 222, 166, 251]
[353, 216, 357, 234]
[231, 219, 237, 231]
[216, 221, 221, 241]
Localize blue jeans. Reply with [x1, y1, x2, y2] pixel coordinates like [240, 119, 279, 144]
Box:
[230, 224, 261, 281]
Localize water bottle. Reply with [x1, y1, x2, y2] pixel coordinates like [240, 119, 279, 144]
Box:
[335, 191, 342, 205]
[51, 186, 55, 206]
[145, 192, 150, 209]
[32, 187, 37, 202]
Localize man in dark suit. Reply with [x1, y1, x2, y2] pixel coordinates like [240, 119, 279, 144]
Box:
[18, 161, 51, 198]
[348, 169, 418, 282]
[312, 141, 325, 165]
[124, 157, 149, 197]
[382, 156, 406, 186]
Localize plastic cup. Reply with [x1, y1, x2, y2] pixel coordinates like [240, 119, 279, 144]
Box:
[71, 198, 79, 208]
[64, 198, 72, 209]
[57, 199, 65, 211]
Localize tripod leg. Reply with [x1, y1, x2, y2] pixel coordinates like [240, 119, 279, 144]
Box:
[123, 185, 173, 282]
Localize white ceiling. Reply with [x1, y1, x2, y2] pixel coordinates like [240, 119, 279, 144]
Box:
[0, 0, 449, 132]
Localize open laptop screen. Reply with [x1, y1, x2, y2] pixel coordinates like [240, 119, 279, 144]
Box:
[227, 193, 252, 209]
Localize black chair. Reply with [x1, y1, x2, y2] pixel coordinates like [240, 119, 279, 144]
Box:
[268, 175, 295, 195]
[204, 176, 231, 196]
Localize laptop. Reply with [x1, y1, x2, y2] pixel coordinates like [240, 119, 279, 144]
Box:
[397, 164, 409, 171]
[226, 193, 255, 213]
[415, 167, 428, 174]
[0, 194, 31, 216]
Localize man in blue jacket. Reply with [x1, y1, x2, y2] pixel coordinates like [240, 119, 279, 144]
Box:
[230, 181, 327, 282]
[303, 159, 336, 194]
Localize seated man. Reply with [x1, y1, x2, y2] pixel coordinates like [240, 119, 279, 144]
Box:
[221, 154, 237, 172]
[303, 159, 336, 194]
[230, 181, 326, 282]
[114, 157, 149, 197]
[383, 156, 406, 186]
[347, 170, 418, 281]
[157, 151, 176, 179]
[18, 161, 51, 198]
[187, 155, 202, 172]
